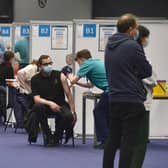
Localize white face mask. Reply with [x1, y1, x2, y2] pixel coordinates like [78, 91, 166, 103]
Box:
[133, 30, 139, 40]
[142, 38, 149, 48]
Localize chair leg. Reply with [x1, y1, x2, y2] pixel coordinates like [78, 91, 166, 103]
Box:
[14, 127, 17, 133]
[42, 133, 46, 146]
[4, 108, 13, 132]
[72, 130, 75, 147]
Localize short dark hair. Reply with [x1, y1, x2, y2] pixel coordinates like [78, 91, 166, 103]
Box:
[137, 25, 150, 44]
[117, 13, 138, 33]
[38, 55, 50, 65]
[3, 51, 14, 62]
[75, 49, 92, 61]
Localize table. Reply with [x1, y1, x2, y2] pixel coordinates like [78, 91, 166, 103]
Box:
[82, 91, 102, 145]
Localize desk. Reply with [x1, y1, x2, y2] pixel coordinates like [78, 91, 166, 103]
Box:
[82, 91, 102, 145]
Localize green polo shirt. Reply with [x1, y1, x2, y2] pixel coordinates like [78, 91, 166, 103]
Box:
[77, 58, 108, 92]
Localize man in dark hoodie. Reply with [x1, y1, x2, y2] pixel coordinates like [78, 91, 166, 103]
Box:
[103, 14, 152, 168]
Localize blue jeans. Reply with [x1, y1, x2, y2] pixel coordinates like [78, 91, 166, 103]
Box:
[93, 92, 109, 143]
[13, 89, 30, 127]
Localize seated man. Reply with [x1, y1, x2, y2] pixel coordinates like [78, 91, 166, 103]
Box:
[31, 55, 76, 147]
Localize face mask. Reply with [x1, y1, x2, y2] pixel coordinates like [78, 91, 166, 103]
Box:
[133, 30, 139, 40]
[142, 38, 149, 48]
[41, 65, 53, 76]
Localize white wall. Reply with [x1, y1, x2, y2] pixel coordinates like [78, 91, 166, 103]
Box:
[73, 20, 168, 138]
[14, 0, 92, 22]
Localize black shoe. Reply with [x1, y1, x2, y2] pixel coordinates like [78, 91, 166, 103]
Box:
[44, 134, 58, 147]
[28, 135, 37, 144]
[94, 143, 105, 149]
[53, 132, 61, 146]
[64, 128, 73, 144]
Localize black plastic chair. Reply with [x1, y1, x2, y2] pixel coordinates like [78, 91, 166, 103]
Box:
[43, 115, 75, 147]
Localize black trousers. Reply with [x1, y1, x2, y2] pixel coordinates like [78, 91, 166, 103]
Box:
[32, 102, 73, 139]
[130, 110, 149, 168]
[103, 102, 147, 168]
[0, 91, 6, 122]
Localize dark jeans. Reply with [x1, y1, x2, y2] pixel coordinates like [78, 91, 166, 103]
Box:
[0, 86, 16, 123]
[93, 92, 109, 143]
[32, 102, 73, 139]
[13, 90, 31, 128]
[0, 87, 6, 122]
[103, 102, 147, 168]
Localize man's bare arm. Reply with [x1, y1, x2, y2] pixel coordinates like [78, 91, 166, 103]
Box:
[61, 73, 75, 113]
[76, 81, 94, 88]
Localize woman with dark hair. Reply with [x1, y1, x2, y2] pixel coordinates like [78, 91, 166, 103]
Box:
[0, 51, 15, 124]
[130, 25, 157, 168]
[137, 25, 150, 48]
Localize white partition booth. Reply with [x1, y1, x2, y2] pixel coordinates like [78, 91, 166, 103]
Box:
[0, 24, 13, 52]
[140, 20, 168, 138]
[73, 20, 117, 136]
[73, 19, 168, 138]
[30, 20, 73, 70]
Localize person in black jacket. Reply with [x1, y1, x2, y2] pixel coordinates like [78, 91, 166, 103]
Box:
[31, 55, 76, 147]
[103, 14, 152, 168]
[0, 51, 15, 124]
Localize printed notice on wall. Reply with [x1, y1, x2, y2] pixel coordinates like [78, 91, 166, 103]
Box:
[51, 26, 68, 50]
[32, 25, 39, 37]
[77, 24, 83, 39]
[0, 26, 12, 51]
[99, 25, 117, 51]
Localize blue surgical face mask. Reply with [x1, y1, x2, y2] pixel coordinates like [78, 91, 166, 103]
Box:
[133, 30, 139, 40]
[42, 65, 53, 76]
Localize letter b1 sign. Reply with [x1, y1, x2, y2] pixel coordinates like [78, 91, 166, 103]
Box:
[83, 24, 96, 38]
